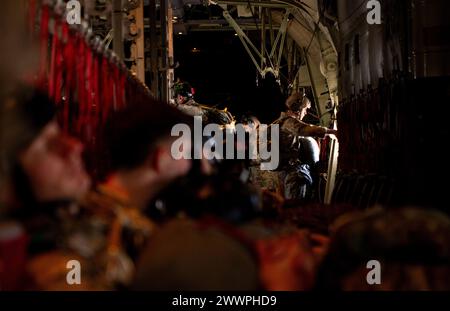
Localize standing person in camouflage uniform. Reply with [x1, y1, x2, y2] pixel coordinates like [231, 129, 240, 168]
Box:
[274, 91, 337, 200]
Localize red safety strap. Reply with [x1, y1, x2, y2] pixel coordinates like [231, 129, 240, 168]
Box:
[62, 24, 77, 132]
[101, 57, 113, 125]
[37, 5, 50, 90]
[75, 38, 87, 134]
[28, 0, 37, 33]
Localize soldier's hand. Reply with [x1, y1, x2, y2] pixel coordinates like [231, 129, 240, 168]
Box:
[326, 128, 338, 139]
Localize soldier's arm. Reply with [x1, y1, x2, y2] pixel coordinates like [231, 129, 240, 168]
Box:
[285, 118, 330, 138]
[177, 104, 204, 117]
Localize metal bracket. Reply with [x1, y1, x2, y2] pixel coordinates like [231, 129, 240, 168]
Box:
[223, 9, 291, 79]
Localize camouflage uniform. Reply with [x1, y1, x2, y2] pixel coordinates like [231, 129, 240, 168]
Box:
[175, 99, 205, 119]
[26, 185, 155, 290]
[176, 99, 234, 127]
[258, 112, 328, 200]
[317, 207, 450, 290]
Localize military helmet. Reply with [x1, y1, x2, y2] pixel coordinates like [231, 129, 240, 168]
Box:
[285, 92, 311, 112]
[174, 81, 194, 98]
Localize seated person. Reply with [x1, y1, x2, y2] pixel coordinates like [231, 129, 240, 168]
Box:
[77, 99, 195, 288]
[316, 207, 450, 290]
[135, 133, 328, 291]
[134, 132, 264, 291]
[1, 86, 196, 290]
[0, 86, 91, 290]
